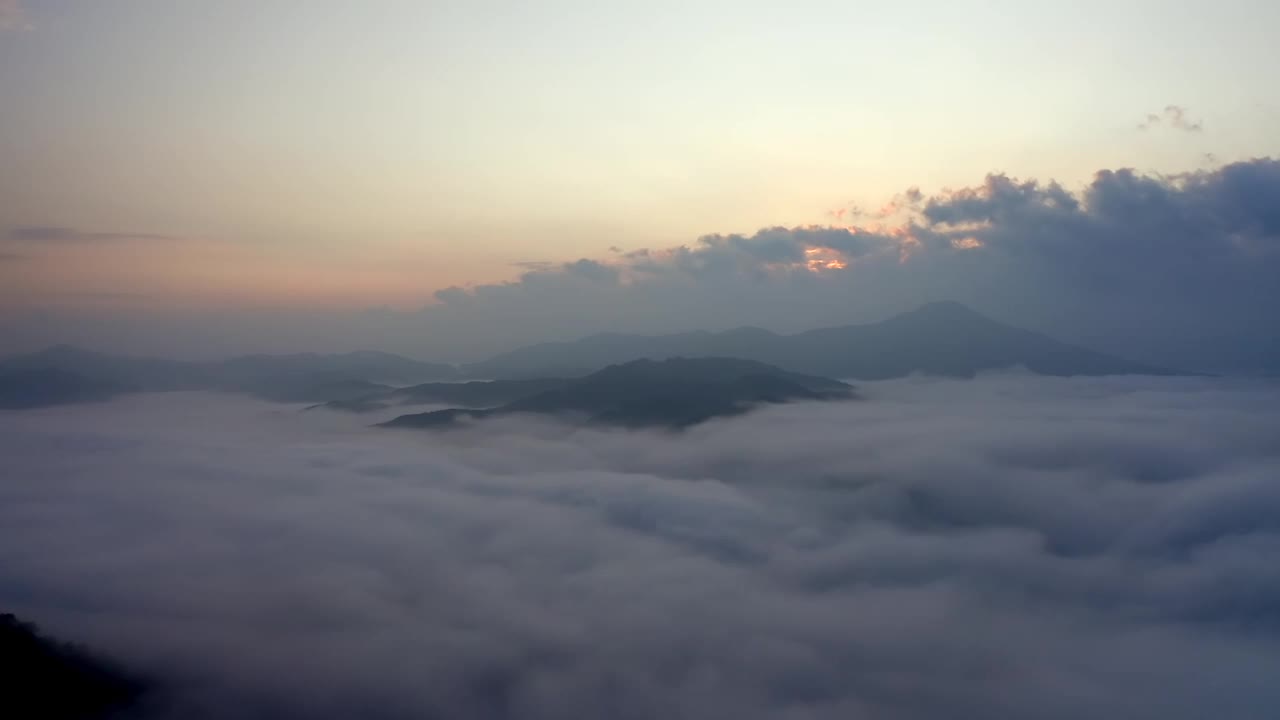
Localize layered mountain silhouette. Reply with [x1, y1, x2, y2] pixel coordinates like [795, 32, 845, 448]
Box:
[465, 301, 1175, 380]
[380, 357, 854, 430]
[1, 303, 1178, 410]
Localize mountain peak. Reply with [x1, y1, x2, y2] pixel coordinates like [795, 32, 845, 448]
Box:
[902, 301, 986, 320]
[879, 301, 1008, 332]
[719, 326, 778, 339]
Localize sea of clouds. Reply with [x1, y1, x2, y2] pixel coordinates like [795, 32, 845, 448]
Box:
[3, 375, 1280, 719]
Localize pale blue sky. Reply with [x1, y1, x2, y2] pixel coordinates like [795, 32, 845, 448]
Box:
[1, 0, 1278, 316]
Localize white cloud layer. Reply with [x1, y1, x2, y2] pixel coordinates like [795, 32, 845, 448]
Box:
[3, 376, 1280, 718]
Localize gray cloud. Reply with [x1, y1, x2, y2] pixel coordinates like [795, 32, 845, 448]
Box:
[2, 376, 1280, 718]
[6, 226, 184, 244]
[1138, 105, 1204, 132]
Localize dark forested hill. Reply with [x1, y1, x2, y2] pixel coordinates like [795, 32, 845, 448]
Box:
[0, 613, 144, 719]
[381, 357, 854, 430]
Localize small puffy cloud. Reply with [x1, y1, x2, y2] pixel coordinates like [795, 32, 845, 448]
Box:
[1138, 105, 1204, 132]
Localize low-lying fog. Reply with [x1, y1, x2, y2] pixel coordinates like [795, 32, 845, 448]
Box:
[3, 375, 1280, 719]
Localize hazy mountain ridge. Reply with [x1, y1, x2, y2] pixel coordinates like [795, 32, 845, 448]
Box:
[0, 367, 134, 409]
[381, 357, 855, 430]
[466, 301, 1175, 380]
[0, 303, 1178, 410]
[0, 346, 458, 409]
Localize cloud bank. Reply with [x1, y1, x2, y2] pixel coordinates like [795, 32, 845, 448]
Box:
[3, 376, 1280, 718]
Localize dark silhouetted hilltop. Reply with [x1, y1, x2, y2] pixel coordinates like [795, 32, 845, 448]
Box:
[0, 613, 144, 719]
[381, 357, 854, 430]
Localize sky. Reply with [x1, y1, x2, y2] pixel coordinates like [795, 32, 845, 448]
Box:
[1, 0, 1279, 363]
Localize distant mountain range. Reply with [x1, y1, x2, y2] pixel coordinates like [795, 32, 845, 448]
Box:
[0, 303, 1180, 410]
[464, 301, 1175, 380]
[0, 367, 134, 409]
[0, 346, 457, 409]
[380, 357, 855, 430]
